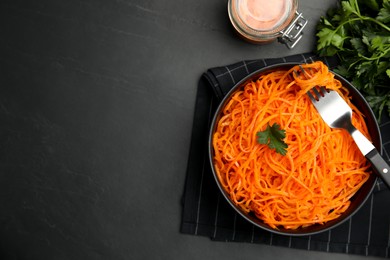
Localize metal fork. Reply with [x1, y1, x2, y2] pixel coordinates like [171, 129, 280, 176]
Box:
[307, 86, 390, 188]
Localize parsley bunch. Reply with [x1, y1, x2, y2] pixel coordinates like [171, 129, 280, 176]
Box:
[316, 0, 390, 120]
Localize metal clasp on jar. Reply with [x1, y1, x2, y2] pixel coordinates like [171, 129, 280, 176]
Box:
[278, 11, 308, 49]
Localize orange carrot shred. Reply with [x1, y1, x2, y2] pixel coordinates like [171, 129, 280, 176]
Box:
[212, 61, 372, 230]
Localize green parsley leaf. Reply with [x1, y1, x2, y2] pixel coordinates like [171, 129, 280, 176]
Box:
[350, 37, 366, 54]
[256, 123, 288, 156]
[333, 65, 350, 78]
[316, 28, 335, 50]
[342, 0, 359, 16]
[356, 61, 372, 77]
[377, 0, 390, 23]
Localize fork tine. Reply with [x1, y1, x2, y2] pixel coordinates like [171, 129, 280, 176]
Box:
[313, 87, 321, 98]
[307, 86, 329, 102]
[298, 65, 309, 78]
[319, 86, 327, 95]
[312, 87, 322, 101]
[307, 89, 316, 102]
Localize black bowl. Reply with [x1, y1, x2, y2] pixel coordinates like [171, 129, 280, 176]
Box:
[208, 62, 381, 236]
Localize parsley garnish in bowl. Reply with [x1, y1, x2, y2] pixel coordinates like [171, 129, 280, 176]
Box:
[257, 123, 288, 156]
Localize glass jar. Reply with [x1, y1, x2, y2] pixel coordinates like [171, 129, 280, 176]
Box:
[228, 0, 307, 49]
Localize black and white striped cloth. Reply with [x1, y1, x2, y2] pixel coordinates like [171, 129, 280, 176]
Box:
[181, 53, 390, 258]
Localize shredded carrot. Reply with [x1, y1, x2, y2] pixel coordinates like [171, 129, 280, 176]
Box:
[212, 61, 372, 230]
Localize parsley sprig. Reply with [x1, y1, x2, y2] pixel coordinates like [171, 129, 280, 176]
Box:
[257, 123, 288, 156]
[316, 0, 390, 120]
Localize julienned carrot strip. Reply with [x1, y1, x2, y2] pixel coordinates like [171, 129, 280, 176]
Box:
[212, 61, 372, 230]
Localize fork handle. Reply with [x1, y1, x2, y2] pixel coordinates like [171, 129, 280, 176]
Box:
[366, 149, 390, 189]
[350, 128, 390, 189]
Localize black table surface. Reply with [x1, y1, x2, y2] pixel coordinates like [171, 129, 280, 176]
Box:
[0, 0, 386, 259]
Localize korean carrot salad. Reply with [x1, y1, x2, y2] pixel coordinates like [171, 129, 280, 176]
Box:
[212, 61, 372, 229]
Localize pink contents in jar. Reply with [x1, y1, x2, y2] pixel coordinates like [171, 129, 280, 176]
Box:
[238, 0, 289, 31]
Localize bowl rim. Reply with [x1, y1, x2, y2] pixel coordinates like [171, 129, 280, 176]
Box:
[208, 62, 381, 236]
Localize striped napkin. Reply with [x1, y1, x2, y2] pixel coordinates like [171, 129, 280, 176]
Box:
[181, 53, 390, 258]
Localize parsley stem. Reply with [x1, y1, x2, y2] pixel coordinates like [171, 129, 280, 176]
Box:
[334, 17, 361, 33]
[357, 48, 390, 61]
[353, 0, 361, 16]
[358, 16, 390, 32]
[333, 16, 390, 35]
